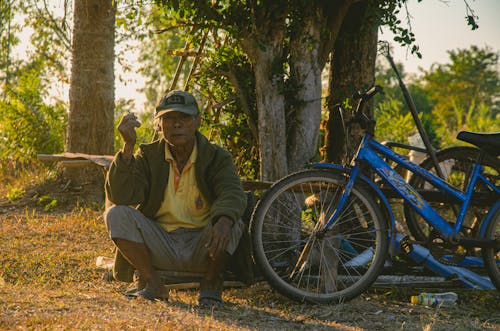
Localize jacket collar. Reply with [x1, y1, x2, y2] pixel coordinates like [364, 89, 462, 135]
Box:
[157, 131, 216, 164]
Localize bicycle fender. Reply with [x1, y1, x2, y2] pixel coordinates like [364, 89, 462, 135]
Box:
[312, 163, 396, 242]
[478, 200, 500, 238]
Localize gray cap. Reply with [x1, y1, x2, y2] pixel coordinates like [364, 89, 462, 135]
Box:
[155, 90, 200, 118]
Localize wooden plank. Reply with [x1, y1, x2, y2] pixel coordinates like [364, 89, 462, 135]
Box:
[97, 256, 247, 289]
[241, 180, 273, 191]
[61, 160, 96, 168]
[38, 153, 114, 169]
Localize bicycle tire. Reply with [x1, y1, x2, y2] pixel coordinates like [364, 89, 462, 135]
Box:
[250, 169, 388, 304]
[404, 146, 500, 243]
[482, 207, 500, 292]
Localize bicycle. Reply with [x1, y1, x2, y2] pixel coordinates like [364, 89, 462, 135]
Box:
[250, 86, 500, 304]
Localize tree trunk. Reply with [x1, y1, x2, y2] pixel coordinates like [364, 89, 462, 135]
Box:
[287, 1, 353, 172]
[287, 8, 323, 172]
[248, 43, 288, 182]
[325, 1, 379, 163]
[66, 0, 115, 196]
[240, 4, 289, 181]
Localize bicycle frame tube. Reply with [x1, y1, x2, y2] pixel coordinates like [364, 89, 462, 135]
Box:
[369, 138, 462, 201]
[477, 171, 500, 195]
[313, 162, 397, 242]
[368, 137, 500, 227]
[322, 165, 361, 230]
[478, 201, 500, 238]
[360, 136, 458, 239]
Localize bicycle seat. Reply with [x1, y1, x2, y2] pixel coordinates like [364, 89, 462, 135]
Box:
[457, 131, 500, 157]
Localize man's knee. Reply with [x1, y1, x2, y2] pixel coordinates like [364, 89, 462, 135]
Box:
[104, 205, 136, 230]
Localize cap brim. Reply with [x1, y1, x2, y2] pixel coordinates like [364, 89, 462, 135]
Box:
[155, 105, 199, 119]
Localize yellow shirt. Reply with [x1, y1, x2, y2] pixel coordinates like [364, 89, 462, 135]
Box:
[154, 141, 211, 232]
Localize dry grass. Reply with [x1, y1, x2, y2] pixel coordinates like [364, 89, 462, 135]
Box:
[1, 169, 499, 330]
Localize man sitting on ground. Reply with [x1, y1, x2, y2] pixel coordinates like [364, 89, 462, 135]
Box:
[104, 90, 247, 307]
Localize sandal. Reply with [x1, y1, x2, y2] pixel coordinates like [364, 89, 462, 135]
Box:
[198, 288, 224, 307]
[137, 288, 169, 302]
[198, 278, 224, 307]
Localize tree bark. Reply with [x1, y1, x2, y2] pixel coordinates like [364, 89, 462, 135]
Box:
[325, 1, 379, 163]
[248, 43, 288, 182]
[287, 1, 353, 172]
[66, 0, 115, 194]
[68, 0, 115, 155]
[240, 3, 289, 181]
[287, 7, 323, 172]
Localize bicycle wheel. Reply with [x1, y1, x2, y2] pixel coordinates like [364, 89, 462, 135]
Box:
[482, 207, 500, 291]
[404, 146, 500, 243]
[250, 169, 389, 304]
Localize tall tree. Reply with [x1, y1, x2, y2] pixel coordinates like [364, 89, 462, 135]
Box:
[286, 0, 353, 172]
[324, 1, 380, 163]
[238, 1, 289, 180]
[66, 0, 116, 189]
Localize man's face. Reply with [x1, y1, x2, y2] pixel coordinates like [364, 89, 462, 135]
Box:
[160, 111, 201, 147]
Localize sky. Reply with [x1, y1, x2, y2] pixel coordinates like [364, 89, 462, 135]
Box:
[379, 0, 500, 74]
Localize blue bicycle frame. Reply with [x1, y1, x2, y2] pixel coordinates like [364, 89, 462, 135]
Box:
[323, 135, 500, 242]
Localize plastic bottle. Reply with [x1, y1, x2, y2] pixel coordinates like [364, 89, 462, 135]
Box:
[410, 292, 458, 307]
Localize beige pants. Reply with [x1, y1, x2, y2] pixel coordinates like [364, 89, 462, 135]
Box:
[104, 205, 243, 273]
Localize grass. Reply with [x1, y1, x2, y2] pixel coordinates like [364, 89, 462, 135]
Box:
[1, 168, 499, 330]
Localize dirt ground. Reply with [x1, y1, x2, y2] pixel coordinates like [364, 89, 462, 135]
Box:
[1, 174, 499, 330]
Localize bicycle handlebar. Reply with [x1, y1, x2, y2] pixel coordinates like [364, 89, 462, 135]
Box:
[353, 85, 382, 102]
[348, 85, 382, 134]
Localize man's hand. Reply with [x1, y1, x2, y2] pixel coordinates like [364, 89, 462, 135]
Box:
[117, 113, 141, 162]
[206, 216, 234, 259]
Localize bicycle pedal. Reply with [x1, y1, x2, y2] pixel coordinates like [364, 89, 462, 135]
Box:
[399, 235, 413, 255]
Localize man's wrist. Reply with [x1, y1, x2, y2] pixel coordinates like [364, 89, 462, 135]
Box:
[215, 216, 234, 227]
[121, 143, 135, 163]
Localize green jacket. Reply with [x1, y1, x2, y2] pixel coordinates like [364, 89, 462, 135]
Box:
[106, 131, 247, 224]
[106, 131, 251, 283]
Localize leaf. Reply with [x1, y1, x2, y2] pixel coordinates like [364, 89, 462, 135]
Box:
[466, 15, 479, 30]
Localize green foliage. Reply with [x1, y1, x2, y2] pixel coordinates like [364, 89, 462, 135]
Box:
[195, 36, 259, 179]
[374, 59, 439, 149]
[376, 0, 423, 58]
[421, 46, 499, 116]
[19, 1, 71, 80]
[375, 45, 499, 150]
[375, 98, 415, 147]
[0, 0, 22, 84]
[6, 186, 25, 202]
[134, 10, 190, 110]
[0, 1, 70, 177]
[38, 195, 58, 212]
[464, 1, 479, 30]
[420, 46, 500, 145]
[0, 61, 67, 167]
